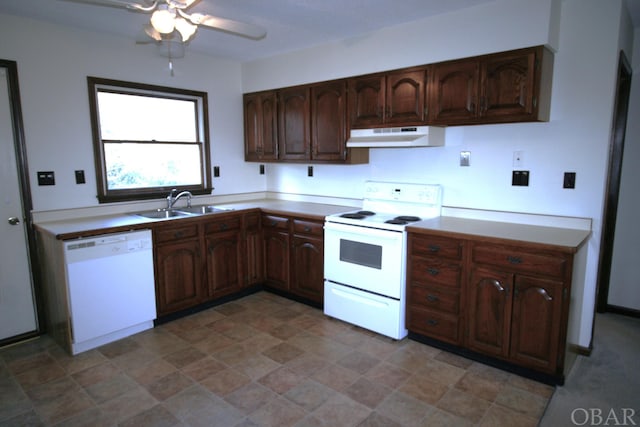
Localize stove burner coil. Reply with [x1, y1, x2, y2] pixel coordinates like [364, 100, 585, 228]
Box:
[340, 210, 376, 220]
[395, 215, 421, 222]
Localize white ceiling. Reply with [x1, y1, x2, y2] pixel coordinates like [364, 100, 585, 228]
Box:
[1, 0, 639, 62]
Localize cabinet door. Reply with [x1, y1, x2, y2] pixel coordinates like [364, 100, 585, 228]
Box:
[205, 230, 243, 298]
[290, 234, 324, 304]
[263, 229, 290, 290]
[311, 81, 347, 161]
[386, 69, 426, 125]
[510, 275, 563, 372]
[480, 49, 537, 121]
[278, 87, 310, 161]
[244, 92, 278, 161]
[243, 212, 264, 286]
[430, 59, 479, 124]
[467, 266, 513, 357]
[348, 75, 385, 128]
[155, 240, 203, 316]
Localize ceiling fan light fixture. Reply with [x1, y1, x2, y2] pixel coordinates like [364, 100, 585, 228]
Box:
[150, 6, 176, 34]
[175, 17, 197, 42]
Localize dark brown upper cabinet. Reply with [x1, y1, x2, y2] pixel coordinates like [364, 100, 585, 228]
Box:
[348, 68, 427, 128]
[311, 80, 348, 162]
[430, 46, 552, 125]
[244, 91, 278, 161]
[278, 86, 311, 161]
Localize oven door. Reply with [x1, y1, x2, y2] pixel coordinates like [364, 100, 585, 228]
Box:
[324, 221, 405, 299]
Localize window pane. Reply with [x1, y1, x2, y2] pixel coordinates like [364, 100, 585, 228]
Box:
[97, 92, 197, 142]
[105, 143, 202, 190]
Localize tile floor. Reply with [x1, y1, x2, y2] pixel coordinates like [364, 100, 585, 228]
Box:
[0, 292, 554, 426]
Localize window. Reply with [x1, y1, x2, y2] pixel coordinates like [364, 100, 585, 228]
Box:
[87, 77, 211, 203]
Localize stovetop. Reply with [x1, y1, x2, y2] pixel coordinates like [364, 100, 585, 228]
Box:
[325, 181, 442, 231]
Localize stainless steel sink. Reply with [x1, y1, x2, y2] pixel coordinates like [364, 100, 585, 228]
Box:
[134, 209, 192, 219]
[176, 205, 232, 215]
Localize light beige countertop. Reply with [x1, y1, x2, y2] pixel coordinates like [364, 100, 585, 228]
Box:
[34, 199, 354, 240]
[408, 216, 591, 251]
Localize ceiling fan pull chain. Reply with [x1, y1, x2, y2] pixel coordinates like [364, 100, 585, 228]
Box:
[168, 40, 175, 77]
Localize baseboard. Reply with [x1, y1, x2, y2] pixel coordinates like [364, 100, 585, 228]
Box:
[605, 304, 640, 319]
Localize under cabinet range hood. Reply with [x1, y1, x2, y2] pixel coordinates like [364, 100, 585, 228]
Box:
[346, 126, 445, 148]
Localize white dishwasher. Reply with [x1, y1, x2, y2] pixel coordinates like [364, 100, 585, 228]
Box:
[64, 229, 156, 355]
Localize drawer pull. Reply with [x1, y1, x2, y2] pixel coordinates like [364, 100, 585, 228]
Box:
[428, 244, 440, 252]
[426, 267, 440, 276]
[270, 221, 277, 227]
[304, 226, 312, 232]
[220, 223, 228, 231]
[426, 294, 439, 302]
[426, 319, 439, 326]
[507, 255, 522, 264]
[174, 231, 183, 238]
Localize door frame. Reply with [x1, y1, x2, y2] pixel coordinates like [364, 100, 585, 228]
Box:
[0, 59, 42, 346]
[595, 51, 632, 317]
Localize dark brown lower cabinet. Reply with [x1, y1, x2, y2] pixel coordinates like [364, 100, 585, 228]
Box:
[154, 223, 204, 317]
[290, 219, 324, 304]
[407, 229, 579, 384]
[204, 216, 243, 299]
[262, 214, 325, 305]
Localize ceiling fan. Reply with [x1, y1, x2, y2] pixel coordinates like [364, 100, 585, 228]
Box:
[61, 0, 267, 43]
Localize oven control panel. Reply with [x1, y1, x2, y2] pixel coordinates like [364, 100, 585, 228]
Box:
[364, 181, 442, 205]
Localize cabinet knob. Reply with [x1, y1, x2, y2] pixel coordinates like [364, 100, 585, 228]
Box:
[220, 223, 228, 231]
[507, 255, 522, 264]
[426, 267, 440, 276]
[304, 226, 311, 232]
[428, 244, 440, 252]
[426, 294, 439, 303]
[426, 319, 439, 327]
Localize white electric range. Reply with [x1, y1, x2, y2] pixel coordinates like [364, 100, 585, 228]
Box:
[323, 181, 442, 339]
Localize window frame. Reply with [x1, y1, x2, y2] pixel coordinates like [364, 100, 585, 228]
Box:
[87, 76, 212, 203]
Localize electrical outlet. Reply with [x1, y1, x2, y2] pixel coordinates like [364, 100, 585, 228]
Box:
[460, 151, 470, 166]
[213, 166, 220, 177]
[564, 172, 576, 189]
[259, 164, 265, 175]
[307, 166, 313, 177]
[512, 170, 529, 186]
[37, 171, 55, 186]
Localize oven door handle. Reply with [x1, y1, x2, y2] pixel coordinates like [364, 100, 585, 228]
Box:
[329, 286, 391, 308]
[324, 221, 402, 239]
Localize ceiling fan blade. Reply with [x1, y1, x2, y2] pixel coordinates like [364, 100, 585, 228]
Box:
[168, 0, 201, 9]
[188, 13, 266, 40]
[59, 0, 157, 12]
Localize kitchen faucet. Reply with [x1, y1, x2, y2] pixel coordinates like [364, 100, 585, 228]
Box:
[167, 189, 193, 209]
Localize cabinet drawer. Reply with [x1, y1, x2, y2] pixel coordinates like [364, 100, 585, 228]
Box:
[293, 219, 323, 236]
[409, 285, 460, 315]
[410, 256, 462, 288]
[262, 215, 290, 230]
[472, 244, 566, 278]
[411, 234, 463, 260]
[407, 307, 460, 344]
[204, 216, 241, 234]
[154, 224, 199, 243]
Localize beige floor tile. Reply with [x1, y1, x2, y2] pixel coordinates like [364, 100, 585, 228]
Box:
[436, 388, 492, 423]
[0, 292, 555, 426]
[493, 384, 549, 419]
[375, 390, 433, 426]
[479, 403, 539, 427]
[311, 393, 371, 427]
[249, 397, 307, 427]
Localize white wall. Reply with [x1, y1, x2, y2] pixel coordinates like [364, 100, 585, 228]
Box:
[0, 14, 265, 212]
[242, 0, 635, 348]
[609, 26, 640, 311]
